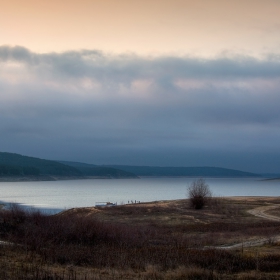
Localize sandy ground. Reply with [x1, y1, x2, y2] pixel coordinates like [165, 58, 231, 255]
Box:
[248, 204, 280, 222]
[215, 203, 280, 250]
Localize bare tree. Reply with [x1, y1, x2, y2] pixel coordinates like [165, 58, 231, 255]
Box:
[188, 178, 212, 209]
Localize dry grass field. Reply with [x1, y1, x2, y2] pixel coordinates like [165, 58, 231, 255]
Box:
[1, 196, 280, 279]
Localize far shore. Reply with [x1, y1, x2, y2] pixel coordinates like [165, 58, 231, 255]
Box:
[0, 175, 275, 182]
[0, 175, 139, 182]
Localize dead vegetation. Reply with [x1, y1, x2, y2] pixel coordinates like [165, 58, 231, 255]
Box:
[0, 197, 280, 279]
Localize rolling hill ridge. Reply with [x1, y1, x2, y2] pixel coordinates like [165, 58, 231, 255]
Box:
[0, 152, 137, 180]
[0, 152, 264, 181]
[103, 165, 260, 177]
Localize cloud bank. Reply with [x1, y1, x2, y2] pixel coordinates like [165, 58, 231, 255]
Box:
[1, 46, 280, 172]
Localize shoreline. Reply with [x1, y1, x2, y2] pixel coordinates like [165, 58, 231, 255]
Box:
[2, 196, 280, 215]
[0, 175, 139, 182]
[50, 196, 280, 215]
[0, 175, 269, 182]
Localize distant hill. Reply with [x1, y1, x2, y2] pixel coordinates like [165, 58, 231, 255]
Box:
[0, 152, 262, 180]
[260, 173, 280, 179]
[103, 165, 260, 178]
[58, 161, 97, 168]
[0, 152, 137, 179]
[58, 161, 137, 178]
[0, 152, 81, 177]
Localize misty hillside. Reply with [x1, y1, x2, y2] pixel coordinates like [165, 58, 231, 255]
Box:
[104, 165, 260, 177]
[0, 152, 261, 180]
[0, 152, 138, 179]
[0, 152, 81, 177]
[58, 161, 137, 178]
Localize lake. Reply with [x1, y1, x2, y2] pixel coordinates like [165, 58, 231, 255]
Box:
[0, 177, 279, 213]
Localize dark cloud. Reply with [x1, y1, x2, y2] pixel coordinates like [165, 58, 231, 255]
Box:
[0, 46, 280, 173]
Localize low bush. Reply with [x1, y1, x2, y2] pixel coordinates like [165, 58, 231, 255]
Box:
[188, 179, 212, 209]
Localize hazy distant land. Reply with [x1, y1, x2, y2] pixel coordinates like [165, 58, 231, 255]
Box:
[0, 151, 273, 182]
[0, 152, 137, 181]
[103, 164, 260, 178]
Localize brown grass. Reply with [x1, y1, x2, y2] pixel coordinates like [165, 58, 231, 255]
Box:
[1, 197, 280, 279]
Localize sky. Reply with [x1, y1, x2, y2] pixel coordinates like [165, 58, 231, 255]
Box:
[1, 0, 280, 173]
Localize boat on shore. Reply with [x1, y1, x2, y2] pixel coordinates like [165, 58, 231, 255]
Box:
[95, 202, 116, 208]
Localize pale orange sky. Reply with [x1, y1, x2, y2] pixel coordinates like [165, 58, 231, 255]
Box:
[1, 0, 280, 56]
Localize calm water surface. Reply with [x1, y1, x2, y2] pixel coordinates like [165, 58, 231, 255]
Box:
[0, 177, 279, 213]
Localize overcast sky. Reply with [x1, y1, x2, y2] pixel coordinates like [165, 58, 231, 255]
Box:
[1, 0, 280, 173]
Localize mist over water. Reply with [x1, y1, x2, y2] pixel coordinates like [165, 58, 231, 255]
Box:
[0, 177, 279, 213]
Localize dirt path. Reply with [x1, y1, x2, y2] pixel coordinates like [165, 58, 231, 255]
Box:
[214, 204, 280, 250]
[247, 204, 280, 222]
[214, 236, 280, 250]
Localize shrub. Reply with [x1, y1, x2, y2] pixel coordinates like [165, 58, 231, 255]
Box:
[188, 179, 212, 209]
